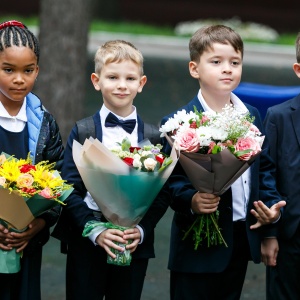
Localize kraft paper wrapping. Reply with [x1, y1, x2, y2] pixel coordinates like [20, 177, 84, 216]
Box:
[165, 134, 260, 195]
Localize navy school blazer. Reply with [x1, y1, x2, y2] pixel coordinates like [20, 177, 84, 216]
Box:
[160, 95, 283, 273]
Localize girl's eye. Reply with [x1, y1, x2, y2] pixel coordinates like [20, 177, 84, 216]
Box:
[4, 68, 12, 73]
[232, 61, 240, 66]
[25, 69, 34, 74]
[212, 60, 220, 64]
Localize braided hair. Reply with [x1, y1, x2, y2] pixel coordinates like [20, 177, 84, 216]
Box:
[0, 20, 40, 63]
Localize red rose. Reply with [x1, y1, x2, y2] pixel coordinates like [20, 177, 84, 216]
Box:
[190, 121, 197, 129]
[123, 157, 134, 166]
[129, 146, 141, 153]
[19, 164, 36, 173]
[155, 154, 164, 165]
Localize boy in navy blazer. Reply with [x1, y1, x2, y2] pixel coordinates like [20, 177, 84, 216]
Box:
[161, 25, 285, 300]
[264, 32, 300, 300]
[53, 40, 170, 300]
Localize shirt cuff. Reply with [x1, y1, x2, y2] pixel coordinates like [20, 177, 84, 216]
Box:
[88, 225, 107, 245]
[272, 212, 281, 224]
[136, 224, 144, 244]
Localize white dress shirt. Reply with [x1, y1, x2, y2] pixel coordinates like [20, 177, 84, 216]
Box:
[197, 89, 251, 221]
[85, 104, 144, 243]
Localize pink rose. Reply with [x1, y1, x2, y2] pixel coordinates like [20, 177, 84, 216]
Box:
[249, 124, 261, 134]
[207, 142, 216, 154]
[16, 173, 34, 188]
[200, 115, 210, 125]
[0, 177, 6, 187]
[39, 187, 54, 199]
[174, 128, 200, 152]
[235, 137, 261, 161]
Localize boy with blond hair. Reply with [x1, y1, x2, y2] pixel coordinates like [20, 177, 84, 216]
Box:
[53, 40, 169, 300]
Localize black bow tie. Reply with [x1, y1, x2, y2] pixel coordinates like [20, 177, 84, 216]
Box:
[105, 112, 136, 134]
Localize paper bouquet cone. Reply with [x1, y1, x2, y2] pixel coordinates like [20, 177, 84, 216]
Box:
[73, 138, 178, 227]
[165, 134, 259, 195]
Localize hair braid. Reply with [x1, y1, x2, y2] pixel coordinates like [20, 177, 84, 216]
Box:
[0, 21, 40, 63]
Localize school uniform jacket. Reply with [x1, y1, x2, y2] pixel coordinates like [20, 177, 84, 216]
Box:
[264, 94, 300, 240]
[160, 95, 282, 273]
[52, 112, 170, 259]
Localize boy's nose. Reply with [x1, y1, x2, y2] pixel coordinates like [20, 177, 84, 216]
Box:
[222, 62, 233, 73]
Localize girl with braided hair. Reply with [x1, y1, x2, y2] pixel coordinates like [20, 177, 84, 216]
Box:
[0, 20, 64, 299]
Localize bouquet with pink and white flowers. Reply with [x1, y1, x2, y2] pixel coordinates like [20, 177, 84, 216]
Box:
[159, 105, 264, 249]
[160, 104, 264, 160]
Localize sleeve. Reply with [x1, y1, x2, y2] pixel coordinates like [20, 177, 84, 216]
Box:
[137, 182, 171, 242]
[38, 112, 64, 171]
[36, 113, 64, 228]
[254, 107, 284, 237]
[59, 126, 96, 232]
[160, 115, 197, 217]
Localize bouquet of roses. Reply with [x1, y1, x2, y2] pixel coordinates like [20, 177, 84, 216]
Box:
[73, 137, 178, 265]
[159, 105, 264, 249]
[0, 153, 73, 273]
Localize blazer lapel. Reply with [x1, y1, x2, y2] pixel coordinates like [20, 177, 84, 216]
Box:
[186, 95, 203, 112]
[137, 115, 144, 142]
[93, 112, 103, 142]
[291, 95, 300, 147]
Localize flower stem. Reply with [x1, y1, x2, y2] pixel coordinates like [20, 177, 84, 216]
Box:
[209, 213, 228, 247]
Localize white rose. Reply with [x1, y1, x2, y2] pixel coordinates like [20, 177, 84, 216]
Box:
[143, 158, 157, 171]
[0, 177, 6, 187]
[133, 158, 142, 170]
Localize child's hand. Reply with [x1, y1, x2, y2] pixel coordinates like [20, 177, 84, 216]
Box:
[96, 228, 127, 258]
[250, 200, 286, 229]
[123, 227, 141, 253]
[0, 224, 13, 250]
[7, 218, 46, 252]
[191, 192, 220, 214]
[261, 237, 278, 266]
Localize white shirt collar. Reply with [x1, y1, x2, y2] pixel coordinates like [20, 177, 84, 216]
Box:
[99, 104, 137, 122]
[0, 98, 27, 122]
[197, 89, 248, 114]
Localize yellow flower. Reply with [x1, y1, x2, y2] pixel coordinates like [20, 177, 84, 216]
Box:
[0, 157, 22, 182]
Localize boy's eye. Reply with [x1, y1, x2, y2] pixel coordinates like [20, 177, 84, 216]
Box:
[127, 77, 136, 81]
[212, 60, 220, 64]
[4, 68, 13, 73]
[232, 61, 240, 66]
[108, 76, 117, 80]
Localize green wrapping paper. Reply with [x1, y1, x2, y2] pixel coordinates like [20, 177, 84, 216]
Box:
[0, 220, 26, 273]
[0, 248, 22, 274]
[83, 221, 132, 266]
[0, 188, 73, 274]
[73, 138, 179, 266]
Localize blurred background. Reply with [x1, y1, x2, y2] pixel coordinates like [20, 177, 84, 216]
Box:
[1, 1, 299, 299]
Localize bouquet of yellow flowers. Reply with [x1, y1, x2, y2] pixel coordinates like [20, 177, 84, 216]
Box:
[0, 153, 73, 273]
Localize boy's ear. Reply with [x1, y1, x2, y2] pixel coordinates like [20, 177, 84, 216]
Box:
[293, 63, 300, 79]
[91, 73, 101, 91]
[137, 75, 147, 93]
[189, 61, 200, 79]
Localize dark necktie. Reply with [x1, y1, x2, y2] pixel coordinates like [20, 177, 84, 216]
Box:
[105, 112, 136, 134]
